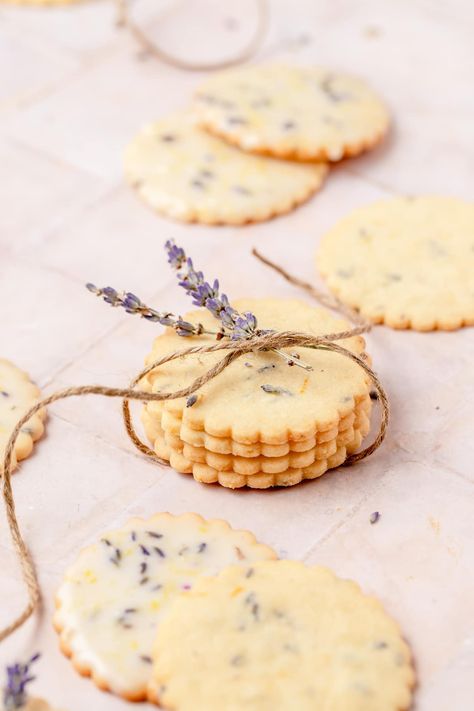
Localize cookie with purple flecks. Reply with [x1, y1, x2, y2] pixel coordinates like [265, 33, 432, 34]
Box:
[148, 560, 415, 711]
[53, 512, 276, 701]
[317, 195, 474, 330]
[124, 112, 327, 225]
[194, 64, 389, 162]
[0, 359, 45, 474]
[143, 298, 371, 444]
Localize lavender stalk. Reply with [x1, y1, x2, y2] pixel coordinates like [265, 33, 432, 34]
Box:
[165, 240, 313, 371]
[85, 284, 214, 337]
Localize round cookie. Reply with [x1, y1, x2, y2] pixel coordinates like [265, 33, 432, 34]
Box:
[141, 397, 371, 476]
[0, 359, 45, 474]
[148, 419, 366, 489]
[194, 64, 389, 162]
[54, 513, 276, 701]
[145, 393, 371, 447]
[144, 298, 371, 444]
[144, 391, 371, 456]
[178, 407, 370, 472]
[317, 195, 474, 331]
[124, 113, 327, 225]
[148, 560, 415, 711]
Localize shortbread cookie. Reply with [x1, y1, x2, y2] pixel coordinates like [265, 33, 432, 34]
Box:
[194, 64, 389, 162]
[142, 398, 371, 472]
[0, 359, 45, 474]
[179, 411, 370, 472]
[149, 422, 366, 488]
[145, 392, 370, 443]
[124, 112, 327, 225]
[144, 391, 371, 457]
[149, 560, 415, 710]
[317, 195, 474, 331]
[144, 299, 371, 444]
[147, 413, 366, 471]
[54, 513, 276, 701]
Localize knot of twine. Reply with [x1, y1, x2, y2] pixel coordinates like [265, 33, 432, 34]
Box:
[0, 254, 387, 643]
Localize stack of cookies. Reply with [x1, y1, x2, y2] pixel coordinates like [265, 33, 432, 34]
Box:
[125, 64, 389, 225]
[141, 298, 372, 489]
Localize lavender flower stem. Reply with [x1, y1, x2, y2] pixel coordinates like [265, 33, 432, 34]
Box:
[85, 284, 219, 338]
[165, 240, 313, 371]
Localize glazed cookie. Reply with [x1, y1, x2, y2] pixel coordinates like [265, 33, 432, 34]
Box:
[194, 64, 389, 162]
[144, 298, 371, 444]
[54, 513, 276, 701]
[317, 195, 474, 331]
[149, 560, 415, 710]
[124, 112, 327, 225]
[0, 359, 45, 474]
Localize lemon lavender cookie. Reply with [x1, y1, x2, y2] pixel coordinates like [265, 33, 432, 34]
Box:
[142, 396, 371, 488]
[317, 195, 474, 331]
[124, 112, 327, 225]
[54, 513, 276, 700]
[149, 560, 415, 711]
[140, 298, 372, 487]
[144, 298, 371, 444]
[194, 64, 389, 162]
[0, 359, 45, 474]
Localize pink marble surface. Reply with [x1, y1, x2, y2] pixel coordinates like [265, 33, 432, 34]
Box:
[0, 1, 473, 709]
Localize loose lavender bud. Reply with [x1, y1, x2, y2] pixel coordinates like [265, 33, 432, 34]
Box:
[3, 653, 40, 710]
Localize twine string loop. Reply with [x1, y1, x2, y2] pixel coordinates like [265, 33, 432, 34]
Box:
[115, 0, 269, 71]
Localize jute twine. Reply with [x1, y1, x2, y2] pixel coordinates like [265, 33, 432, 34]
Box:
[252, 248, 369, 327]
[0, 272, 387, 643]
[115, 0, 269, 71]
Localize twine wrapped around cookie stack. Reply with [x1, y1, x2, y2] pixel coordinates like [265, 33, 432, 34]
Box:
[139, 298, 379, 489]
[1, 282, 388, 643]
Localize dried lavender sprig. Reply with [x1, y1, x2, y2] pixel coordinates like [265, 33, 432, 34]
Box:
[166, 240, 257, 341]
[165, 240, 313, 371]
[85, 284, 214, 338]
[3, 653, 40, 710]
